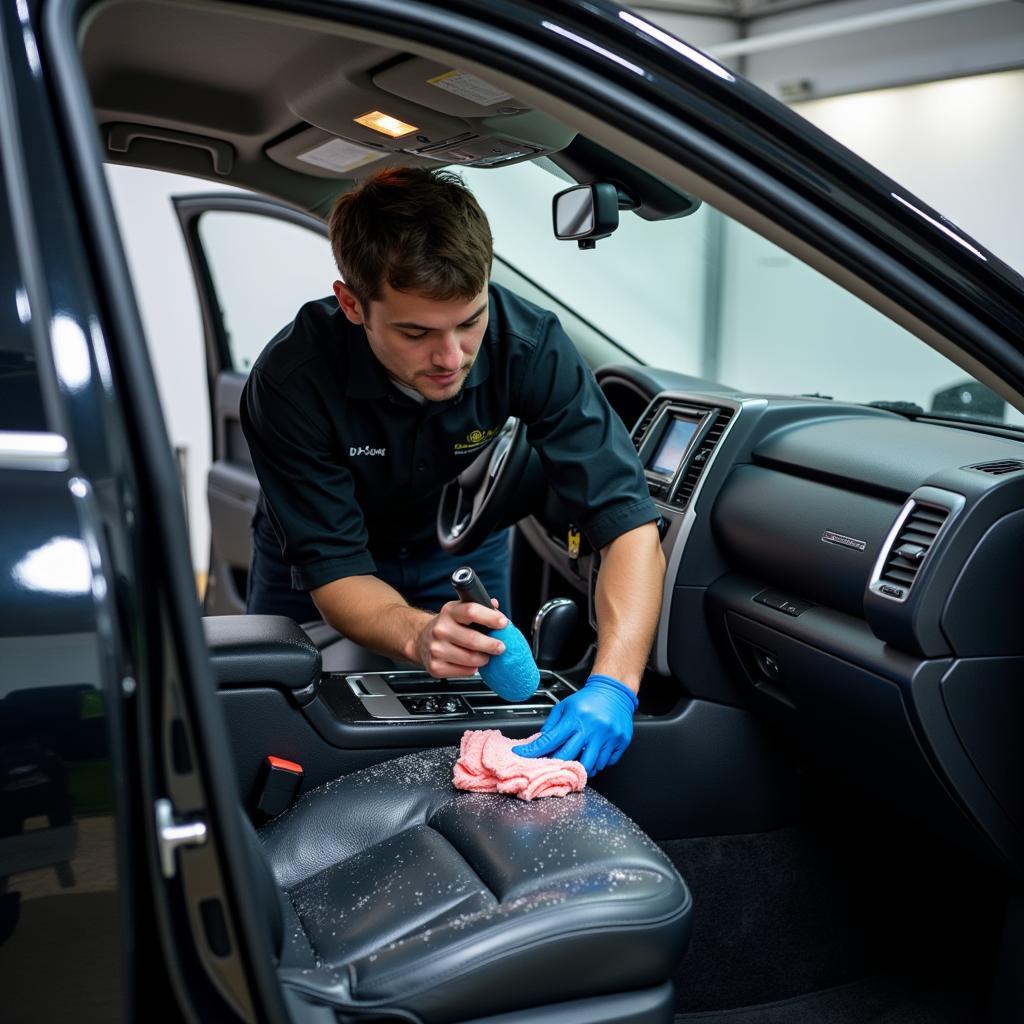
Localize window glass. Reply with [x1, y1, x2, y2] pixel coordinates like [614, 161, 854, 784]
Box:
[197, 211, 337, 373]
[463, 159, 1022, 429]
[0, 145, 47, 432]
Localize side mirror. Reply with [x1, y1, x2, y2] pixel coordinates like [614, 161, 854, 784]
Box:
[552, 182, 620, 249]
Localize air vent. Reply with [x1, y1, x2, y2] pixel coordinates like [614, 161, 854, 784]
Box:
[671, 408, 733, 509]
[632, 403, 662, 451]
[966, 459, 1024, 475]
[877, 503, 948, 595]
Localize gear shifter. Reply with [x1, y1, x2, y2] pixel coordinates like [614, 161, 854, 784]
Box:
[532, 598, 579, 670]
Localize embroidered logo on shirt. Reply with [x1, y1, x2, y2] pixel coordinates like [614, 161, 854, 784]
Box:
[453, 426, 498, 454]
[349, 446, 387, 457]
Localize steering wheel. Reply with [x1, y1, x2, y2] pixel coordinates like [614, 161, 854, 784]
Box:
[436, 417, 534, 554]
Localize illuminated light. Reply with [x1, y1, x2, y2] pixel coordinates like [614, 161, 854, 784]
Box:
[0, 433, 67, 458]
[15, 288, 31, 324]
[891, 193, 987, 261]
[13, 537, 92, 595]
[541, 22, 645, 77]
[23, 28, 40, 75]
[51, 314, 91, 391]
[618, 11, 735, 83]
[89, 316, 114, 390]
[354, 111, 418, 138]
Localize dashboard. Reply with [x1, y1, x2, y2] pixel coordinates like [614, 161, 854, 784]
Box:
[521, 362, 1024, 872]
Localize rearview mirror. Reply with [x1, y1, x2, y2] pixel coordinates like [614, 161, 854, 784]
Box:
[552, 183, 620, 249]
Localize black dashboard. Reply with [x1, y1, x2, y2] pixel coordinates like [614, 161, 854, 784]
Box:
[521, 363, 1024, 872]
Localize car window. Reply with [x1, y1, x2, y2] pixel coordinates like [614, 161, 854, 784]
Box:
[463, 160, 1023, 429]
[197, 210, 336, 373]
[0, 146, 48, 433]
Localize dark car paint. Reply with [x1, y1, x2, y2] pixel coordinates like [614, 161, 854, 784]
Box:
[0, 0, 1021, 1021]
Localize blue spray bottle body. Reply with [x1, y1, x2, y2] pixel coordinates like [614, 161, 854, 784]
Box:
[451, 566, 540, 702]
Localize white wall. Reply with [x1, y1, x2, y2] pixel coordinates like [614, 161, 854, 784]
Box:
[104, 165, 242, 570]
[793, 69, 1024, 274]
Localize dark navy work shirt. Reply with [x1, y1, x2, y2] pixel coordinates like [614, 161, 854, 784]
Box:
[240, 283, 657, 591]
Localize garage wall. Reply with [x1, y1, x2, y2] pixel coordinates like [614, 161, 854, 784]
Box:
[104, 165, 240, 571]
[738, 0, 1024, 99]
[792, 69, 1024, 274]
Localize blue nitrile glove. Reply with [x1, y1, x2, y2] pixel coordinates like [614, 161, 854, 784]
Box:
[511, 674, 638, 776]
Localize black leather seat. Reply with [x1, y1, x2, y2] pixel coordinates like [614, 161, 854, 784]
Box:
[252, 746, 693, 1023]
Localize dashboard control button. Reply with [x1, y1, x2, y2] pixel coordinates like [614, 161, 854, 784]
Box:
[879, 584, 905, 598]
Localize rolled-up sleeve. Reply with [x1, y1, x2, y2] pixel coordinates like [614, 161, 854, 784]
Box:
[240, 367, 376, 590]
[515, 316, 658, 550]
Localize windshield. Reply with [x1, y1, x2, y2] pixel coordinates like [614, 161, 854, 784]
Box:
[463, 160, 1021, 430]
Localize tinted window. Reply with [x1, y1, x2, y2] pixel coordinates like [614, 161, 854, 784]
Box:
[0, 143, 47, 432]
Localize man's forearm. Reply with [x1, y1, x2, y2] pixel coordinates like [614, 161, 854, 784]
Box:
[592, 522, 665, 691]
[311, 574, 430, 664]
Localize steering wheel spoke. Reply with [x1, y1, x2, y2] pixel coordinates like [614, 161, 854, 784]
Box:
[437, 417, 531, 553]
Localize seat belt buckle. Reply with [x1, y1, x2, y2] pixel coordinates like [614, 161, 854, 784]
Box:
[567, 525, 581, 576]
[254, 755, 303, 819]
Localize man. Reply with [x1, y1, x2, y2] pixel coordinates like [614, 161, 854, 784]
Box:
[241, 167, 665, 775]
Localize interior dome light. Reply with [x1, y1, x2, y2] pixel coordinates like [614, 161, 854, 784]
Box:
[354, 110, 418, 138]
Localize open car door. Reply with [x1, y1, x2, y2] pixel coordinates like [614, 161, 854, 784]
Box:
[172, 194, 335, 614]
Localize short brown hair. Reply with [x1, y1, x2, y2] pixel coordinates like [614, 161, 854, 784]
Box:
[328, 167, 493, 307]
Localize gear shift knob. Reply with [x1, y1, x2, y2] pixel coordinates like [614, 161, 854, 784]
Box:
[532, 598, 579, 670]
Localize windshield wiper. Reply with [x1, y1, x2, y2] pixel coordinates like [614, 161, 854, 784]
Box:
[866, 400, 925, 416]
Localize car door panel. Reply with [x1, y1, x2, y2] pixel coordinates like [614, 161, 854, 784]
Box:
[206, 371, 256, 614]
[173, 195, 334, 615]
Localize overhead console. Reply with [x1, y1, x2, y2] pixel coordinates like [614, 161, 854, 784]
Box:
[269, 56, 575, 179]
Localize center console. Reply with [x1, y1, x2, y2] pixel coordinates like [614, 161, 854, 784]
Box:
[320, 669, 577, 721]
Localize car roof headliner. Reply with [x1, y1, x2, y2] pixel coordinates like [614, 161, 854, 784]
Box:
[80, 0, 572, 218]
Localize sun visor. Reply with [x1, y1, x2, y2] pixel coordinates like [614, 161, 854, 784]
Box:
[374, 57, 528, 118]
[374, 57, 576, 166]
[265, 124, 440, 180]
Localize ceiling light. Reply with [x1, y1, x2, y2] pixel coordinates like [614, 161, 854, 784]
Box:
[354, 110, 418, 138]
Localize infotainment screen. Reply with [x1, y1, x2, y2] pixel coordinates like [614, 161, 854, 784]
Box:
[649, 417, 699, 477]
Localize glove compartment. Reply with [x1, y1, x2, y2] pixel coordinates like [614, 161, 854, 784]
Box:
[711, 465, 900, 618]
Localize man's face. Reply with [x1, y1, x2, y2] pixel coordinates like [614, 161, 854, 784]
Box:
[334, 280, 488, 402]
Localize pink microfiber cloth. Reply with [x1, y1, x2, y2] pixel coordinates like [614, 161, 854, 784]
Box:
[453, 729, 587, 801]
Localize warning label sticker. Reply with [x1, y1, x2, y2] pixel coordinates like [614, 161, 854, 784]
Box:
[297, 138, 381, 173]
[427, 70, 514, 107]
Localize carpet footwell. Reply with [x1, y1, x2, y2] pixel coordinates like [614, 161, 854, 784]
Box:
[673, 971, 984, 1024]
[658, 808, 1000, 1018]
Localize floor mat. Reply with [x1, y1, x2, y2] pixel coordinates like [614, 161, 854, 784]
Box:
[659, 809, 1000, 1015]
[672, 972, 985, 1024]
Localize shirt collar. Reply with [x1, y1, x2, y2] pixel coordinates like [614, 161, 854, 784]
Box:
[341, 317, 492, 402]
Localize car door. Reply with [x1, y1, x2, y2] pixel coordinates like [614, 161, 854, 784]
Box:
[173, 194, 338, 615]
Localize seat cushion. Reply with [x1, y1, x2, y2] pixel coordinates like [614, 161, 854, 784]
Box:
[259, 747, 692, 1022]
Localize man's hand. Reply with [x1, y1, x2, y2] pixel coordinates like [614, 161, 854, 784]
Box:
[512, 674, 638, 776]
[416, 598, 508, 677]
